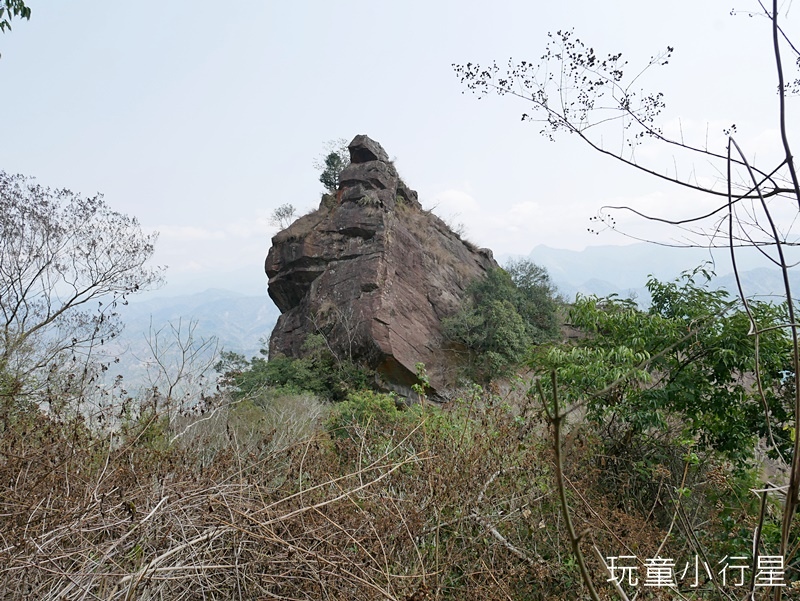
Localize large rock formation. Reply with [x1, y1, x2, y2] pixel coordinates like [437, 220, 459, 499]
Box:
[265, 135, 498, 395]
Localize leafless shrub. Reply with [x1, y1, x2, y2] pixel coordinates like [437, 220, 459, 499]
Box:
[0, 171, 163, 401]
[0, 403, 425, 601]
[138, 317, 219, 429]
[270, 203, 297, 230]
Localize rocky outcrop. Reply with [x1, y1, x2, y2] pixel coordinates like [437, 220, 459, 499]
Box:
[265, 135, 497, 396]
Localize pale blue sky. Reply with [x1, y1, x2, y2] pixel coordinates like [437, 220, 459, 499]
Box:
[0, 1, 793, 295]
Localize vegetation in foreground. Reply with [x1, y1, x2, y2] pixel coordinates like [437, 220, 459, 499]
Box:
[0, 162, 797, 599]
[2, 263, 798, 599]
[3, 376, 787, 600]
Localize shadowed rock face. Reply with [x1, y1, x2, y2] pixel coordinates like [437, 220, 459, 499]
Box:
[265, 135, 497, 396]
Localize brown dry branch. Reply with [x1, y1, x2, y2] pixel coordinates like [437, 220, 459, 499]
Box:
[4, 377, 750, 600]
[0, 399, 425, 601]
[538, 373, 602, 601]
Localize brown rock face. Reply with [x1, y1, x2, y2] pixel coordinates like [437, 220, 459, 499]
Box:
[265, 135, 497, 395]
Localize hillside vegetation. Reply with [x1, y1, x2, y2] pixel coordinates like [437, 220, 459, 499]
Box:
[4, 1, 800, 598]
[2, 253, 796, 599]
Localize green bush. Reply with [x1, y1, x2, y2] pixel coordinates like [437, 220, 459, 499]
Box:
[325, 390, 405, 438]
[534, 266, 793, 467]
[443, 261, 560, 381]
[215, 339, 373, 402]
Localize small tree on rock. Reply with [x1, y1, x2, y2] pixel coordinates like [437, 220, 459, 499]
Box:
[270, 203, 297, 230]
[313, 138, 350, 194]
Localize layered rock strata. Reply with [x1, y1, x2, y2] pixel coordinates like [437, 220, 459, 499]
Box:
[265, 135, 497, 395]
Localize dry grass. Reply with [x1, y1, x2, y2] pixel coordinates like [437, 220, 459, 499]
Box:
[0, 384, 766, 600]
[0, 400, 427, 600]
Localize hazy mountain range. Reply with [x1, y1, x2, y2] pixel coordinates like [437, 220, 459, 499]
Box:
[118, 288, 279, 355]
[523, 243, 799, 304]
[108, 288, 280, 390]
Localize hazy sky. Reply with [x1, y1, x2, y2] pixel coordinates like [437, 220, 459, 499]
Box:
[0, 1, 795, 295]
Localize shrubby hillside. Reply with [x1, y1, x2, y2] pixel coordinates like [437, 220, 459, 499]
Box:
[2, 150, 799, 599]
[4, 3, 800, 594]
[4, 241, 797, 598]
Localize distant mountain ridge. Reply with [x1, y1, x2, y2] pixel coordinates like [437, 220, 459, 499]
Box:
[118, 288, 280, 358]
[523, 243, 800, 304]
[106, 288, 281, 390]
